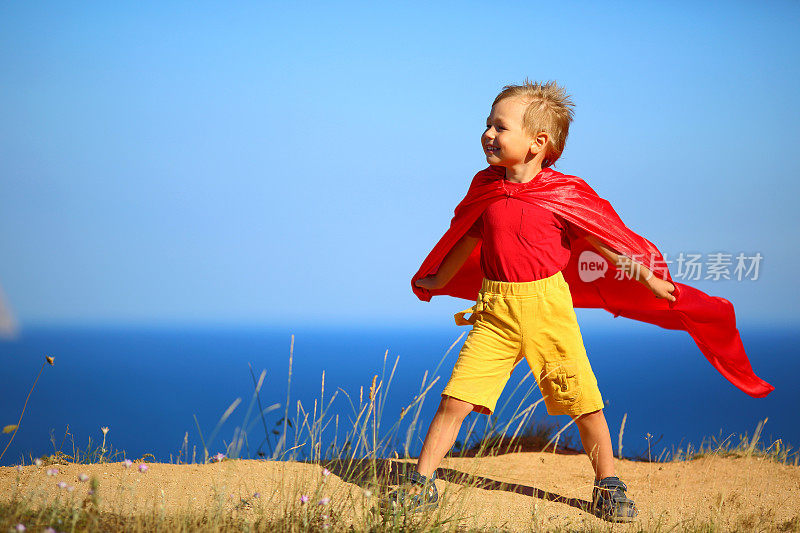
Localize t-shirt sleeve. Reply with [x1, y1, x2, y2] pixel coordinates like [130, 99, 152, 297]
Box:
[466, 216, 482, 239]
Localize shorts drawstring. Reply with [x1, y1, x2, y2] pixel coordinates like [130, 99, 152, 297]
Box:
[454, 292, 492, 326]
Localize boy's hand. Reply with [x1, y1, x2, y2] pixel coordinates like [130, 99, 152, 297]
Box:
[415, 276, 443, 290]
[647, 277, 677, 302]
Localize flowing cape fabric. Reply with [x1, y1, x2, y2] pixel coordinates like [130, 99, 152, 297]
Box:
[411, 166, 773, 398]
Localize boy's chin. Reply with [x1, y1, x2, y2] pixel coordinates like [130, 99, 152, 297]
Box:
[485, 153, 505, 162]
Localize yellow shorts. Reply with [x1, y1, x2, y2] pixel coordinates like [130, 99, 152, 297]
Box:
[441, 270, 604, 417]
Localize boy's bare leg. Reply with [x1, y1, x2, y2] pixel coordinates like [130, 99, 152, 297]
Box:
[415, 395, 474, 478]
[571, 409, 615, 480]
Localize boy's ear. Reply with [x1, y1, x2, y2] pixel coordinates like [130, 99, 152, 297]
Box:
[529, 132, 549, 154]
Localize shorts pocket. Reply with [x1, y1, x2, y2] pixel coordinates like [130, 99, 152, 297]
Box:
[539, 359, 581, 404]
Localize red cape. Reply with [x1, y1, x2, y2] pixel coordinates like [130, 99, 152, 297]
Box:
[411, 165, 774, 398]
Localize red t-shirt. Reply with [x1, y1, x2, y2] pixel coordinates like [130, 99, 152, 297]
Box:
[466, 180, 571, 282]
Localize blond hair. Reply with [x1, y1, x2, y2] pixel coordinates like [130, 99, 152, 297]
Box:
[492, 79, 575, 167]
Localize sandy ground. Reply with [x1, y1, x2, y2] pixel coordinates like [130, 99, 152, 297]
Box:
[2, 452, 799, 531]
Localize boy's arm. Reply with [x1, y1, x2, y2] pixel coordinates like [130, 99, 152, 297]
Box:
[415, 234, 481, 290]
[585, 235, 677, 301]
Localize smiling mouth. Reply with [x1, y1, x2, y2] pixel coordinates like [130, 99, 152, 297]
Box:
[485, 146, 499, 154]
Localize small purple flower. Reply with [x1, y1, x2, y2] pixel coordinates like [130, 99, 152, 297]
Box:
[88, 490, 94, 495]
[322, 467, 330, 477]
[15, 524, 26, 532]
[213, 453, 226, 462]
[318, 497, 330, 505]
[123, 459, 133, 468]
[56, 481, 67, 489]
[78, 473, 89, 482]
[66, 485, 75, 492]
[46, 468, 58, 476]
[253, 492, 260, 499]
[16, 465, 23, 473]
[34, 458, 42, 467]
[44, 528, 56, 533]
[299, 495, 310, 504]
[138, 463, 148, 472]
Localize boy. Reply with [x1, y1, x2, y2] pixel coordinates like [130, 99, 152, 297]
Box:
[393, 80, 773, 521]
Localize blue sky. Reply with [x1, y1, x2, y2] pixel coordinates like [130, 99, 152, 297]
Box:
[1, 1, 798, 329]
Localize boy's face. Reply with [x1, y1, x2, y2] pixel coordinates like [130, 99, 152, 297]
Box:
[482, 97, 539, 168]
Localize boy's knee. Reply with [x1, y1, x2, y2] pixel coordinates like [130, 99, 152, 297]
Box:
[439, 395, 475, 420]
[571, 408, 604, 423]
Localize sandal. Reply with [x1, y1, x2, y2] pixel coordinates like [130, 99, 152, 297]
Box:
[591, 476, 638, 522]
[384, 468, 439, 513]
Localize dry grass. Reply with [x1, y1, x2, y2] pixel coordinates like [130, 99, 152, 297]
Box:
[2, 335, 797, 532]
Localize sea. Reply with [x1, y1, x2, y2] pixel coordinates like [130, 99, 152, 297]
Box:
[1, 322, 797, 467]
